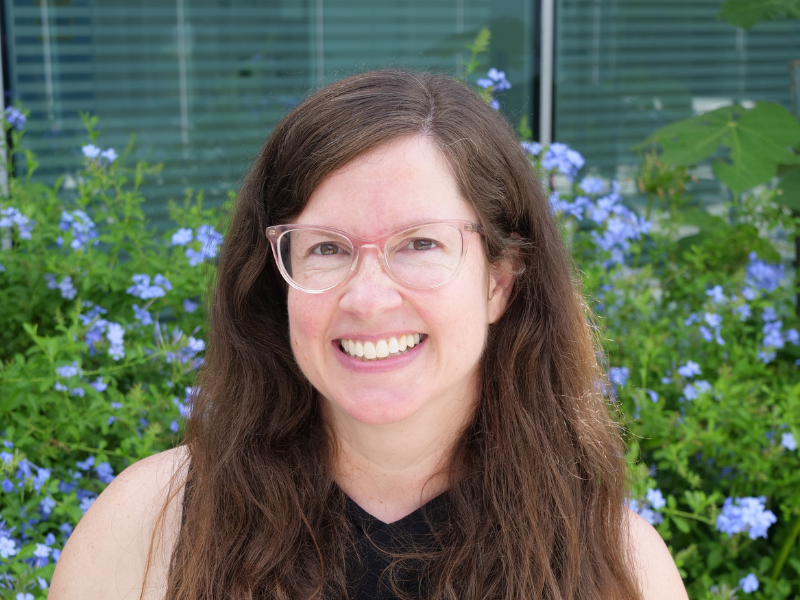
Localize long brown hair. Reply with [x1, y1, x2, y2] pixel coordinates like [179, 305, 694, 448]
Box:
[158, 69, 641, 600]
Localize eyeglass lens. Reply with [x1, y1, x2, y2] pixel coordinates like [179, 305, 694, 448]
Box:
[278, 223, 464, 291]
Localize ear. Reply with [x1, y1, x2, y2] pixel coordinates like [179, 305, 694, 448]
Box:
[486, 257, 515, 324]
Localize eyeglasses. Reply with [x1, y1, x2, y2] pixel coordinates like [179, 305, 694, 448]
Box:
[265, 219, 484, 294]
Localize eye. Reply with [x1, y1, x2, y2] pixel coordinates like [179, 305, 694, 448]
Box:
[312, 243, 343, 256]
[404, 238, 438, 251]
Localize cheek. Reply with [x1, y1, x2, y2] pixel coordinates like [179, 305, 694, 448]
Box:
[288, 293, 331, 365]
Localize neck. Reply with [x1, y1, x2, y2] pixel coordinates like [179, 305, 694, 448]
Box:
[324, 386, 477, 524]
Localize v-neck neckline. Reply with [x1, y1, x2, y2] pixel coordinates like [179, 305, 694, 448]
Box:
[341, 487, 450, 530]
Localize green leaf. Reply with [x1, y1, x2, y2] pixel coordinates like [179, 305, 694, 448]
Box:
[718, 0, 800, 29]
[776, 166, 800, 211]
[644, 102, 800, 194]
[672, 515, 691, 534]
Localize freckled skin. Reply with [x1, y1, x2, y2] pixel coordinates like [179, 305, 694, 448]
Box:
[288, 136, 507, 426]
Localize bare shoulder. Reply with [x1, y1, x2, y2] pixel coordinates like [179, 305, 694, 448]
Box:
[626, 509, 689, 600]
[49, 446, 189, 600]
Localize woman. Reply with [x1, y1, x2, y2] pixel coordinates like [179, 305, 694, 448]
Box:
[51, 70, 687, 600]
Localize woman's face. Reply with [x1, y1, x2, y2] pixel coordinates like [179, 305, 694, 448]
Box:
[287, 135, 512, 426]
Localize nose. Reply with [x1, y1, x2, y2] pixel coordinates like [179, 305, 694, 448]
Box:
[338, 246, 403, 319]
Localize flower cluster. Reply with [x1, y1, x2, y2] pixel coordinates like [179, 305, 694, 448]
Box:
[45, 273, 77, 300]
[551, 177, 651, 266]
[0, 207, 35, 240]
[57, 210, 99, 251]
[155, 323, 205, 369]
[81, 144, 117, 164]
[715, 496, 777, 540]
[542, 143, 586, 182]
[5, 106, 26, 131]
[171, 224, 223, 267]
[127, 273, 173, 300]
[476, 68, 511, 109]
[628, 488, 666, 526]
[80, 303, 125, 360]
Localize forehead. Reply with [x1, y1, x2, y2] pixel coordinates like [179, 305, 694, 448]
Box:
[296, 136, 477, 238]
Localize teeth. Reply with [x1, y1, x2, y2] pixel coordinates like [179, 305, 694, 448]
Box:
[375, 340, 389, 358]
[338, 334, 424, 361]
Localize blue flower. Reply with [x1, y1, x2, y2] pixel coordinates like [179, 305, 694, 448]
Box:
[742, 287, 756, 301]
[541, 142, 585, 182]
[705, 285, 726, 304]
[0, 451, 13, 464]
[683, 384, 699, 401]
[183, 298, 198, 313]
[739, 573, 759, 594]
[5, 106, 26, 131]
[127, 273, 172, 300]
[58, 210, 99, 251]
[90, 377, 107, 393]
[684, 313, 700, 326]
[762, 307, 778, 322]
[2, 478, 14, 493]
[646, 488, 666, 509]
[39, 496, 56, 517]
[79, 494, 97, 514]
[170, 420, 179, 433]
[33, 543, 52, 558]
[100, 148, 117, 163]
[784, 328, 799, 345]
[579, 176, 606, 195]
[15, 593, 33, 600]
[476, 68, 511, 91]
[132, 304, 153, 326]
[745, 252, 783, 293]
[646, 390, 659, 403]
[0, 207, 35, 239]
[95, 462, 115, 484]
[781, 432, 797, 451]
[0, 536, 17, 558]
[171, 227, 193, 246]
[106, 322, 125, 360]
[762, 321, 784, 349]
[76, 456, 95, 471]
[489, 99, 500, 110]
[56, 363, 81, 379]
[699, 326, 713, 343]
[69, 387, 85, 397]
[677, 361, 701, 378]
[736, 304, 751, 321]
[111, 401, 123, 409]
[758, 349, 777, 364]
[694, 380, 712, 394]
[609, 366, 629, 387]
[716, 496, 777, 539]
[81, 144, 101, 159]
[520, 141, 542, 156]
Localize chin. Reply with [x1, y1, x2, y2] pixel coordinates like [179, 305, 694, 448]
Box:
[328, 389, 426, 425]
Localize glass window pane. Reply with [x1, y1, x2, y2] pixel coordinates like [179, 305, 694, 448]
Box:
[3, 0, 535, 227]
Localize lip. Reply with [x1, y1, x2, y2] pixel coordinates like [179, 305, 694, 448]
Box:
[331, 336, 426, 373]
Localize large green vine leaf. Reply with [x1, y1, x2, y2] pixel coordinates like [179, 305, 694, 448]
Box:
[643, 102, 800, 195]
[718, 0, 800, 29]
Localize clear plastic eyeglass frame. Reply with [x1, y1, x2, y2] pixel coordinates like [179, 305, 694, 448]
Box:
[265, 219, 484, 294]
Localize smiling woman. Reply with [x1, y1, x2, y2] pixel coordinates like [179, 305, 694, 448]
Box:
[49, 70, 687, 600]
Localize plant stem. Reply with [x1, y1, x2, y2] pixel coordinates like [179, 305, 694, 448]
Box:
[771, 513, 800, 581]
[662, 507, 715, 526]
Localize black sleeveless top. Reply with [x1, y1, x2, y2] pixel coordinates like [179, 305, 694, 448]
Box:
[181, 477, 448, 600]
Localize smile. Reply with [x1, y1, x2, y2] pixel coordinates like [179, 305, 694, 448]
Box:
[337, 334, 426, 361]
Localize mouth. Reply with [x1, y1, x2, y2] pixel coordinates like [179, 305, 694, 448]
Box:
[335, 334, 426, 361]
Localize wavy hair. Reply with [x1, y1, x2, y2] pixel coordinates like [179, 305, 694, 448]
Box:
[154, 69, 641, 600]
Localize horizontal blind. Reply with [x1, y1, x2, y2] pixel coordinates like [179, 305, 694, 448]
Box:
[4, 0, 535, 227]
[555, 0, 800, 198]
